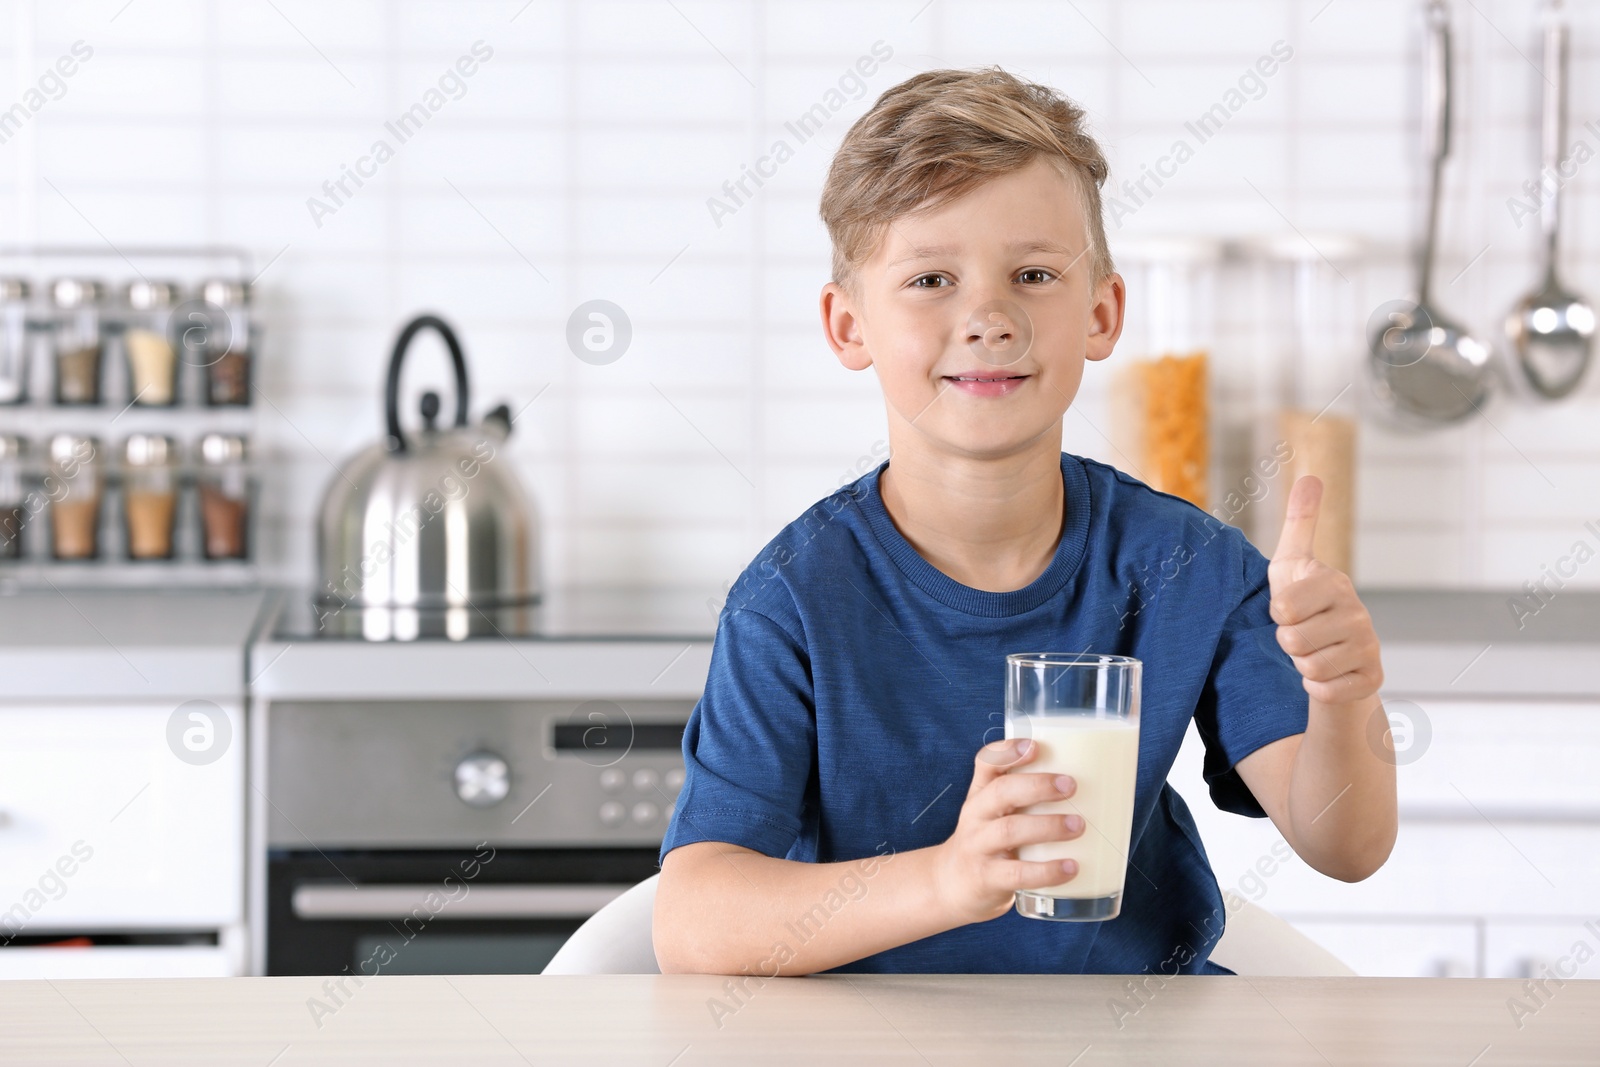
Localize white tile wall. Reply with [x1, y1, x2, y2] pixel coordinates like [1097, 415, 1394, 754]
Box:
[4, 0, 1599, 597]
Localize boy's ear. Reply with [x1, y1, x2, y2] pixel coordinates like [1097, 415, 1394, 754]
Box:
[1084, 270, 1125, 363]
[820, 282, 872, 371]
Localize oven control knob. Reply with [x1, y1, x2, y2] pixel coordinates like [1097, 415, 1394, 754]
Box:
[631, 768, 659, 793]
[599, 768, 626, 792]
[599, 801, 626, 827]
[455, 752, 511, 808]
[665, 767, 685, 793]
[631, 801, 658, 825]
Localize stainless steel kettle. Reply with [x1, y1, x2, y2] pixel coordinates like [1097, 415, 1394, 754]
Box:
[315, 314, 540, 613]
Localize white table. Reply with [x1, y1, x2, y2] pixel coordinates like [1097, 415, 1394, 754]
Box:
[2, 974, 1592, 1065]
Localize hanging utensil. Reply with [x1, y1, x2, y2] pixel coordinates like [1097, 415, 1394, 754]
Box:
[1369, 0, 1491, 423]
[1506, 0, 1595, 399]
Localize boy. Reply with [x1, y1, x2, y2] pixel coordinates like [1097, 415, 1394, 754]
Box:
[654, 67, 1396, 976]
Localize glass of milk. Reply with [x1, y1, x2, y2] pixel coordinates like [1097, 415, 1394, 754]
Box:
[1003, 652, 1142, 921]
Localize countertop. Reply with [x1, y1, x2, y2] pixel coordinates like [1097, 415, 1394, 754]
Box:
[3, 587, 1593, 650]
[0, 586, 269, 700]
[2, 973, 1592, 1065]
[1361, 589, 1600, 696]
[245, 587, 1600, 701]
[250, 586, 720, 700]
[1, 586, 1598, 700]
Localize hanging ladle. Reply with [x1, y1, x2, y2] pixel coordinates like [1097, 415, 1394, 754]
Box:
[1369, 0, 1492, 423]
[1506, 0, 1595, 399]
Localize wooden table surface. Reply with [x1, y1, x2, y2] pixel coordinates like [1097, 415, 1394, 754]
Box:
[1, 974, 1594, 1065]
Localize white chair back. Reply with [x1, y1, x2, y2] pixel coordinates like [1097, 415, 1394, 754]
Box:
[1208, 891, 1357, 976]
[542, 877, 1356, 977]
[542, 874, 662, 974]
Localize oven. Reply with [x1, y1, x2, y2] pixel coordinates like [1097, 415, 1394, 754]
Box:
[261, 697, 692, 976]
[267, 847, 660, 975]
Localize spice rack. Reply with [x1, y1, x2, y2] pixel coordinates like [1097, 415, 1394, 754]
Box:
[0, 246, 262, 590]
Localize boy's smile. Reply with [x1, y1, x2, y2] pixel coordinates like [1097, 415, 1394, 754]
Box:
[943, 373, 1029, 397]
[821, 157, 1125, 462]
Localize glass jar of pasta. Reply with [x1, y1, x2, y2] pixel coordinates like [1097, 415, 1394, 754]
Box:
[1108, 238, 1220, 510]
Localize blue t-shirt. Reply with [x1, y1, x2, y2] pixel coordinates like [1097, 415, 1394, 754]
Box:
[659, 452, 1308, 975]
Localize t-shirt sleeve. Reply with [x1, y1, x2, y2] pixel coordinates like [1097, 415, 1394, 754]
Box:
[1191, 532, 1309, 818]
[658, 606, 816, 865]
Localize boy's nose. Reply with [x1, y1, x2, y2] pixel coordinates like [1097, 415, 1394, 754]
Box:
[964, 299, 1033, 367]
[967, 315, 1014, 346]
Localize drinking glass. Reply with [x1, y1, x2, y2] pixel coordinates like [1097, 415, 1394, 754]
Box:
[1004, 652, 1142, 921]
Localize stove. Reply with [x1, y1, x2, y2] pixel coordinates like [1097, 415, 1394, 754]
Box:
[247, 587, 716, 976]
[270, 585, 718, 642]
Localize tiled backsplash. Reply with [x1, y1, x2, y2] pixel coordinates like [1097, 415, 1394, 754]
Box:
[4, 0, 1598, 603]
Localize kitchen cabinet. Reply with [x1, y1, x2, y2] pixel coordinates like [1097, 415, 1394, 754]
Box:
[0, 589, 263, 978]
[1171, 697, 1600, 978]
[1165, 591, 1600, 979]
[0, 703, 243, 928]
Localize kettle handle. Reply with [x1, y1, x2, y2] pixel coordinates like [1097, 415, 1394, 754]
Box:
[385, 314, 470, 453]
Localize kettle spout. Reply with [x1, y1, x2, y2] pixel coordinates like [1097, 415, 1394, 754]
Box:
[482, 402, 514, 440]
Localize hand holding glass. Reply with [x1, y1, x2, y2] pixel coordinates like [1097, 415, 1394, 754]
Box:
[1003, 653, 1142, 921]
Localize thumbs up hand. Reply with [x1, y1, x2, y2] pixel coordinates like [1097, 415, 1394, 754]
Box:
[1268, 475, 1383, 707]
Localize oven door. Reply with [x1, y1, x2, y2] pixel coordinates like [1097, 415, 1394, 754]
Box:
[266, 847, 660, 976]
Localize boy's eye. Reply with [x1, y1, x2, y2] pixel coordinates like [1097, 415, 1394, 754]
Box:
[909, 273, 950, 289]
[1017, 268, 1055, 285]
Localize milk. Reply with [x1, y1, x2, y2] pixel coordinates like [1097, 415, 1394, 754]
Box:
[1005, 715, 1139, 898]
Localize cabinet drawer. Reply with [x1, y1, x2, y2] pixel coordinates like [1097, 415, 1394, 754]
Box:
[1196, 821, 1600, 919]
[1170, 715, 1600, 919]
[0, 945, 231, 979]
[1283, 918, 1481, 978]
[1378, 699, 1600, 816]
[1484, 919, 1600, 982]
[0, 704, 242, 933]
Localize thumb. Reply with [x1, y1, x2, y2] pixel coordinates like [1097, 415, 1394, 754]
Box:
[970, 737, 1035, 797]
[1272, 475, 1323, 580]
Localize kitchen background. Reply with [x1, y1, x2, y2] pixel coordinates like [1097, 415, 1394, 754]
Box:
[4, 0, 1598, 597]
[3, 0, 1600, 987]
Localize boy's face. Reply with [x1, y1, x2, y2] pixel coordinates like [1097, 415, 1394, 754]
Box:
[820, 158, 1124, 461]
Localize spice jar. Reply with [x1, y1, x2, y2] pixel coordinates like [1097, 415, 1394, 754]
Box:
[123, 280, 181, 407]
[122, 434, 178, 560]
[51, 278, 105, 406]
[0, 435, 27, 559]
[0, 278, 31, 405]
[47, 434, 102, 560]
[197, 433, 249, 560]
[199, 279, 252, 406]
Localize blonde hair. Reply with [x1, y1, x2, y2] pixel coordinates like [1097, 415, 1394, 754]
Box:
[820, 67, 1113, 292]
